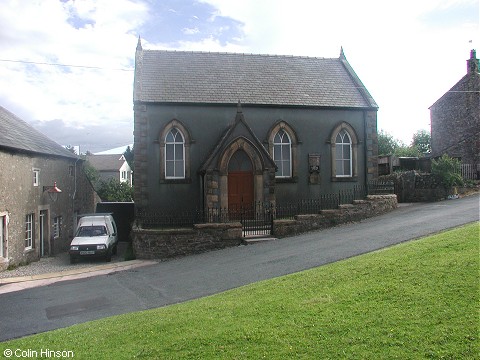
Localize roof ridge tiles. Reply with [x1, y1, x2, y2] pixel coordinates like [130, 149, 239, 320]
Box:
[142, 49, 330, 60]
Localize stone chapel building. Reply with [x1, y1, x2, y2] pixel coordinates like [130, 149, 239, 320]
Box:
[133, 39, 379, 216]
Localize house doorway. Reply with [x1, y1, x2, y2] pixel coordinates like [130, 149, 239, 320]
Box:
[228, 150, 254, 211]
[39, 210, 48, 257]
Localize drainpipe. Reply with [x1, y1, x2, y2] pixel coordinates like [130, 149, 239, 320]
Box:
[200, 172, 205, 212]
[364, 110, 369, 192]
[72, 157, 80, 236]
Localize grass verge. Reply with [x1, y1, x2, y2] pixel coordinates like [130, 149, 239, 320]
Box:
[1, 223, 478, 359]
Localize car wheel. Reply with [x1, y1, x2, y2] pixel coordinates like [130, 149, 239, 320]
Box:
[112, 244, 117, 255]
[105, 251, 112, 262]
[70, 255, 77, 264]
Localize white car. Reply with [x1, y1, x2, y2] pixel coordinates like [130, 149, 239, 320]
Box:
[69, 214, 118, 263]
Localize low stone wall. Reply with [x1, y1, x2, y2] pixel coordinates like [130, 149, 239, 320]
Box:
[0, 259, 8, 272]
[273, 195, 398, 238]
[132, 222, 242, 260]
[132, 196, 397, 260]
[380, 171, 450, 202]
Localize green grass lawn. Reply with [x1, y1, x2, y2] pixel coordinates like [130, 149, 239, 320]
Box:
[1, 223, 478, 359]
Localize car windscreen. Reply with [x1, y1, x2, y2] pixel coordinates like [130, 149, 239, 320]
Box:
[76, 225, 108, 237]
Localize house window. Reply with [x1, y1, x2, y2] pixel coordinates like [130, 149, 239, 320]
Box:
[273, 129, 292, 178]
[165, 128, 185, 179]
[25, 213, 34, 249]
[335, 129, 352, 177]
[53, 216, 62, 238]
[33, 169, 40, 187]
[121, 170, 127, 182]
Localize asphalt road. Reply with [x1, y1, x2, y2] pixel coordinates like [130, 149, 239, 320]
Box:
[0, 195, 478, 342]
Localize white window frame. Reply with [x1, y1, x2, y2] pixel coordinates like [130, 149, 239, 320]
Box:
[273, 129, 292, 178]
[53, 216, 62, 239]
[165, 128, 186, 179]
[25, 213, 34, 249]
[33, 169, 40, 187]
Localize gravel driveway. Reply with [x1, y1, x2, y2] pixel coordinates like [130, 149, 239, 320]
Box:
[0, 242, 128, 279]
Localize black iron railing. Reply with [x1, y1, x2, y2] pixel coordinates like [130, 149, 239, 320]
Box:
[136, 181, 394, 233]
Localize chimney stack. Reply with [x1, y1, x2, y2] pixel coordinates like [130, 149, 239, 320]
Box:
[467, 49, 479, 74]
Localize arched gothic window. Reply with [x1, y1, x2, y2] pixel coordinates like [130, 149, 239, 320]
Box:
[165, 128, 185, 178]
[273, 129, 292, 178]
[159, 119, 192, 182]
[267, 121, 298, 181]
[335, 129, 352, 177]
[329, 122, 358, 180]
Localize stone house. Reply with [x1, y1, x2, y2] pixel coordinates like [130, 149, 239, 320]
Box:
[0, 106, 98, 271]
[133, 39, 378, 217]
[86, 154, 133, 186]
[430, 49, 479, 174]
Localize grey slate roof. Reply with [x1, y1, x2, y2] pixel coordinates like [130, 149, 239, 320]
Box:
[0, 106, 78, 159]
[86, 154, 126, 172]
[134, 49, 377, 109]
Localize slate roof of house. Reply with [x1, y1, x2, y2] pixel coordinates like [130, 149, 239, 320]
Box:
[429, 50, 480, 109]
[134, 45, 378, 109]
[86, 154, 126, 172]
[0, 106, 78, 159]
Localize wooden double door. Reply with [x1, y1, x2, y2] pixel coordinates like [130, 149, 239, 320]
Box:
[228, 171, 253, 210]
[228, 150, 254, 212]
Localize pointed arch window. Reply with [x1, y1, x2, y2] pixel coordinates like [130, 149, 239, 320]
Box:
[335, 129, 352, 177]
[165, 128, 185, 178]
[267, 121, 298, 182]
[159, 119, 192, 183]
[273, 129, 292, 178]
[330, 122, 358, 181]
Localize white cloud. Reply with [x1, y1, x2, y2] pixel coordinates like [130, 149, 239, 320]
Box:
[183, 27, 200, 35]
[0, 0, 147, 150]
[198, 0, 479, 142]
[0, 0, 477, 152]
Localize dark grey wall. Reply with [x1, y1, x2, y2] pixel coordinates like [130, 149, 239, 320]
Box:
[138, 103, 369, 212]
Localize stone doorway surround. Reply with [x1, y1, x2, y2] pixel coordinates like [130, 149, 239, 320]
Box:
[199, 103, 276, 211]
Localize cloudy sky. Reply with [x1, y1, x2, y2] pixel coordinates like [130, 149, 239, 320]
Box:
[0, 0, 478, 153]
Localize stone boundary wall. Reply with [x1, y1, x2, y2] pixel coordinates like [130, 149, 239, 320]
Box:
[132, 196, 397, 260]
[273, 195, 398, 238]
[132, 222, 242, 260]
[379, 171, 450, 202]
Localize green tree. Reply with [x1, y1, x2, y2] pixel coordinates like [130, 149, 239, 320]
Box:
[431, 154, 464, 188]
[83, 161, 100, 184]
[124, 146, 134, 171]
[395, 144, 421, 157]
[97, 179, 134, 202]
[378, 129, 430, 157]
[412, 129, 431, 154]
[378, 130, 400, 156]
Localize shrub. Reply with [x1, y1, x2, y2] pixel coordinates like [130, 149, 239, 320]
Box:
[431, 154, 464, 188]
[97, 179, 134, 202]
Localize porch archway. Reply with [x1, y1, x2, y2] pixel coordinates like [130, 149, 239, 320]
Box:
[218, 137, 265, 209]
